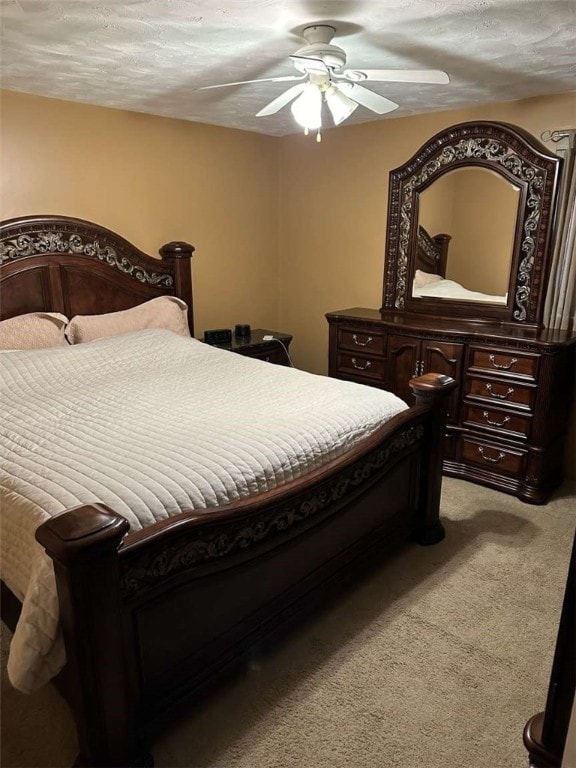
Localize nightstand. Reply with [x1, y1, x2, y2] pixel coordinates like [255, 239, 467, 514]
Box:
[210, 329, 293, 366]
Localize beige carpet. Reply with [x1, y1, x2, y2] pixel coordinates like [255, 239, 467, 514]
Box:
[2, 477, 575, 768]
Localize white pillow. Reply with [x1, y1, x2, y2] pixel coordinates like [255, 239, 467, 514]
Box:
[0, 312, 69, 350]
[65, 296, 191, 344]
[414, 269, 443, 289]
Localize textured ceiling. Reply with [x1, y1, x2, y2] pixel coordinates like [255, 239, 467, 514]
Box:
[1, 0, 575, 136]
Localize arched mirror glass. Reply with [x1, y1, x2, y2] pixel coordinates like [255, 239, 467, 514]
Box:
[413, 168, 520, 303]
[382, 121, 562, 325]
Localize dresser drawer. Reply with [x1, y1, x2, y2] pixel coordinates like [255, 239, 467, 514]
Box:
[465, 377, 536, 411]
[463, 404, 532, 440]
[336, 352, 386, 382]
[468, 346, 539, 380]
[338, 327, 386, 355]
[460, 436, 526, 476]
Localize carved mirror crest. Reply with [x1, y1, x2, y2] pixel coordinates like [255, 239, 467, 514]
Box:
[382, 121, 562, 325]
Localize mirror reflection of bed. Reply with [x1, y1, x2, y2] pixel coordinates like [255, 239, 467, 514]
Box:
[412, 226, 508, 304]
[412, 168, 520, 305]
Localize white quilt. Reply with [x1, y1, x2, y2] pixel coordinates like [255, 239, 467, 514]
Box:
[0, 329, 407, 693]
[413, 278, 507, 304]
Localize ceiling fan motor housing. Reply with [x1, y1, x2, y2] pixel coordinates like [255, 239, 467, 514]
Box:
[293, 24, 347, 71]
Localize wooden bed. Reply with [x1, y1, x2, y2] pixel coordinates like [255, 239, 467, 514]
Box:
[415, 225, 451, 276]
[0, 215, 455, 768]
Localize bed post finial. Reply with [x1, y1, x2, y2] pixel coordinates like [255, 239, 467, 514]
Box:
[159, 241, 195, 336]
[159, 241, 195, 258]
[36, 504, 153, 767]
[409, 373, 456, 545]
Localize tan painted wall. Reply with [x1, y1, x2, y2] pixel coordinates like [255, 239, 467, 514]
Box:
[2, 88, 574, 477]
[0, 90, 280, 337]
[447, 170, 517, 295]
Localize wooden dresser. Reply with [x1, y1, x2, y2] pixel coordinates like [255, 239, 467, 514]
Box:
[327, 307, 575, 504]
[326, 121, 576, 504]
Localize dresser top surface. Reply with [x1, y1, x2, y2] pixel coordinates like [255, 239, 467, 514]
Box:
[326, 308, 576, 348]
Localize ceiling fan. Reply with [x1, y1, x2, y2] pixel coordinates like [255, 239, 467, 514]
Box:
[198, 25, 449, 139]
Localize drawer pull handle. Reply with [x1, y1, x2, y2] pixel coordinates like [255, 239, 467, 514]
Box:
[478, 446, 506, 464]
[489, 354, 518, 370]
[351, 358, 371, 371]
[485, 383, 514, 400]
[352, 334, 373, 347]
[413, 360, 425, 377]
[482, 411, 511, 428]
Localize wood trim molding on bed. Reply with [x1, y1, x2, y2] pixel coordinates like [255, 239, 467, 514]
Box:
[0, 215, 195, 333]
[415, 226, 451, 277]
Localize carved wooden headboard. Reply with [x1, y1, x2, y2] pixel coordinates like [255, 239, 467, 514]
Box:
[0, 215, 195, 334]
[415, 226, 451, 277]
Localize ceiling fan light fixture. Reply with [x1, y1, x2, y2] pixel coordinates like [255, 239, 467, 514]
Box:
[290, 82, 323, 130]
[213, 23, 451, 136]
[325, 84, 359, 126]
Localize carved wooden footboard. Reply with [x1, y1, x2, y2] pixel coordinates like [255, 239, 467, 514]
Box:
[34, 374, 453, 767]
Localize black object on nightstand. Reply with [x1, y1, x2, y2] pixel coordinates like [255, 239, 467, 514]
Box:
[204, 328, 232, 345]
[208, 328, 293, 366]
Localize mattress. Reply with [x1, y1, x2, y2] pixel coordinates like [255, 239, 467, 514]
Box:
[0, 329, 408, 692]
[413, 277, 507, 304]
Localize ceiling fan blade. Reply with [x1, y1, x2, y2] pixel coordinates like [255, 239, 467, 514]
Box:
[198, 74, 306, 91]
[341, 69, 449, 84]
[336, 83, 399, 115]
[256, 83, 308, 117]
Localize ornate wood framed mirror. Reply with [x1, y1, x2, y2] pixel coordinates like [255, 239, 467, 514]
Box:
[328, 119, 574, 504]
[381, 121, 562, 326]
